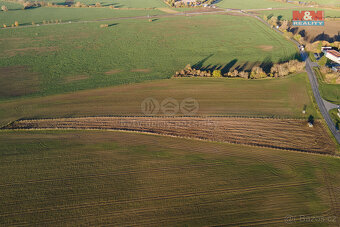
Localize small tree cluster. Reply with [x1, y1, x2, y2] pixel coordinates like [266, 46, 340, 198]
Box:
[175, 60, 305, 79]
[320, 66, 332, 74]
[270, 60, 305, 77]
[279, 20, 288, 31]
[268, 16, 278, 27]
[74, 1, 85, 7]
[225, 70, 249, 79]
[23, 1, 33, 9]
[1, 5, 8, 11]
[174, 64, 212, 77]
[212, 70, 222, 78]
[250, 66, 267, 79]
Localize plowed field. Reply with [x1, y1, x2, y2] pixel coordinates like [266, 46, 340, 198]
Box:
[6, 116, 336, 154]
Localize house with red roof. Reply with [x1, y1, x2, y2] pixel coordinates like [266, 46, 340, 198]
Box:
[323, 49, 340, 64]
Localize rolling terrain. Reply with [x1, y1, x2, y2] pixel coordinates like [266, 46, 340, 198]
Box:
[0, 1, 339, 225]
[0, 130, 339, 226]
[0, 14, 298, 98]
[0, 74, 317, 126]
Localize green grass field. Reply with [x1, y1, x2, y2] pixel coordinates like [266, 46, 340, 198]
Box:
[0, 129, 339, 226]
[0, 0, 22, 10]
[0, 14, 298, 99]
[329, 108, 340, 130]
[0, 3, 339, 225]
[310, 0, 340, 7]
[216, 0, 291, 9]
[319, 83, 340, 104]
[38, 0, 167, 8]
[0, 0, 167, 8]
[314, 68, 340, 104]
[0, 73, 317, 127]
[255, 8, 340, 20]
[0, 7, 164, 25]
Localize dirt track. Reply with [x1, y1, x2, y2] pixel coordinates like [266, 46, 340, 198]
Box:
[5, 117, 336, 154]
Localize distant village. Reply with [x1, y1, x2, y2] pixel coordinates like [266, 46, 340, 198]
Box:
[164, 0, 215, 8]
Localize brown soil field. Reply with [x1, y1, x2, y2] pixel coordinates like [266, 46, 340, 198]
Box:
[1, 130, 339, 226]
[104, 69, 121, 75]
[290, 21, 340, 42]
[1, 46, 58, 58]
[0, 66, 39, 98]
[257, 45, 273, 51]
[5, 117, 336, 154]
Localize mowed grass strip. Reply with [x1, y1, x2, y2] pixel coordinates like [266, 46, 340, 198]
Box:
[0, 14, 298, 98]
[0, 130, 339, 225]
[0, 73, 317, 126]
[7, 116, 336, 153]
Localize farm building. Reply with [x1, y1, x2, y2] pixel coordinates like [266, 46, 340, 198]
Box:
[323, 49, 340, 64]
[321, 46, 332, 51]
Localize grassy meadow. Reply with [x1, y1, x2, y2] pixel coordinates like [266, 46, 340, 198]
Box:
[319, 83, 340, 104]
[0, 7, 164, 26]
[254, 8, 340, 20]
[37, 0, 168, 8]
[216, 0, 291, 9]
[311, 0, 340, 7]
[0, 0, 22, 10]
[0, 129, 339, 226]
[0, 2, 339, 225]
[314, 68, 340, 104]
[329, 108, 340, 130]
[0, 14, 298, 99]
[0, 73, 317, 126]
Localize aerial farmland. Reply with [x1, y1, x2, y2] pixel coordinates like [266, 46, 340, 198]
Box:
[0, 0, 339, 225]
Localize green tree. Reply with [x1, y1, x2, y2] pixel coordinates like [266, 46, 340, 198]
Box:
[1, 5, 8, 11]
[318, 56, 327, 66]
[212, 70, 222, 78]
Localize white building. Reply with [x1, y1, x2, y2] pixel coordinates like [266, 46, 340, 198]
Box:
[321, 46, 332, 51]
[323, 49, 340, 64]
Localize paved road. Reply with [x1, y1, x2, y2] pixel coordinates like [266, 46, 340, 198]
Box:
[241, 10, 340, 144]
[304, 55, 340, 143]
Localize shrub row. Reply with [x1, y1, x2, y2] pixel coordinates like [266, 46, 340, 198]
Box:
[174, 60, 305, 79]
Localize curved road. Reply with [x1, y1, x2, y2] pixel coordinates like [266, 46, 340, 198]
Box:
[243, 10, 340, 144]
[304, 55, 340, 144]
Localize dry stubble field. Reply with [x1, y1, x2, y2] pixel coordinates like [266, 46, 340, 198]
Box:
[6, 116, 336, 154]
